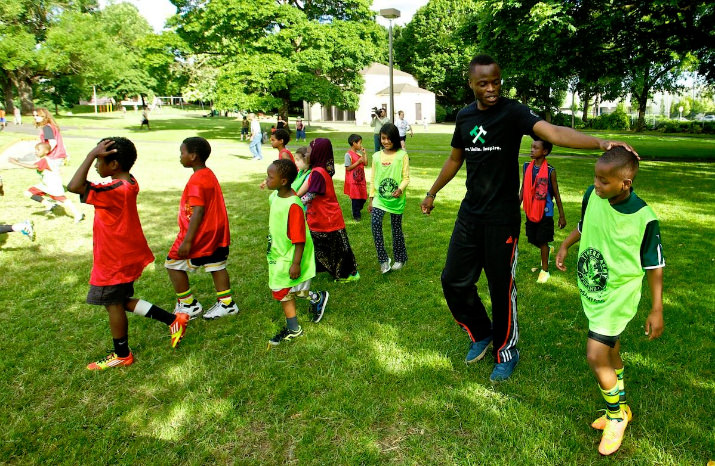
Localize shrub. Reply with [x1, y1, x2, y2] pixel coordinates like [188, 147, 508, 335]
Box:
[551, 112, 584, 128]
[435, 104, 447, 123]
[588, 107, 630, 130]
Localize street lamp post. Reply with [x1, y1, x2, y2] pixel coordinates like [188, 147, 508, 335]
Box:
[379, 8, 400, 123]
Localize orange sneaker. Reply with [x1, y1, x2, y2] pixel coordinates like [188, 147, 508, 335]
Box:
[170, 312, 189, 348]
[598, 411, 628, 455]
[592, 405, 632, 430]
[87, 352, 134, 370]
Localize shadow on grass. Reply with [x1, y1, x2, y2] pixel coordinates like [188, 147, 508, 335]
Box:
[0, 156, 712, 463]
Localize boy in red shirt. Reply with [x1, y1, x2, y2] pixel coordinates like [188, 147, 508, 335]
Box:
[68, 137, 188, 370]
[165, 137, 238, 320]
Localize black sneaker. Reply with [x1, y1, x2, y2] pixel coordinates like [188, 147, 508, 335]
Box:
[268, 326, 303, 346]
[309, 291, 329, 323]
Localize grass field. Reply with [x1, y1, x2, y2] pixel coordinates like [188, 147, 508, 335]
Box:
[1, 109, 713, 464]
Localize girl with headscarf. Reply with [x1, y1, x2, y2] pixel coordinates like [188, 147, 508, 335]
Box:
[302, 138, 360, 282]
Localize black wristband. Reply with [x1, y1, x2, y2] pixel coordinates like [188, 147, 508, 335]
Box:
[425, 192, 436, 199]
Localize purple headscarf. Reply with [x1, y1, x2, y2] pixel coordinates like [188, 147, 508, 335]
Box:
[309, 138, 335, 177]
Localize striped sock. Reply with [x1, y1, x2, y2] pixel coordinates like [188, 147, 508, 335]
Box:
[177, 289, 195, 304]
[600, 382, 623, 421]
[216, 289, 233, 305]
[615, 367, 627, 409]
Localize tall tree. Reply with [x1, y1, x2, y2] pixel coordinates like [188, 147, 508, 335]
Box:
[169, 0, 386, 112]
[393, 0, 480, 107]
[0, 0, 99, 112]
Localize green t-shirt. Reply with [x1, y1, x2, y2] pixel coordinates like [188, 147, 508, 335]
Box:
[577, 186, 664, 336]
[292, 169, 311, 194]
[267, 191, 316, 289]
[372, 149, 407, 214]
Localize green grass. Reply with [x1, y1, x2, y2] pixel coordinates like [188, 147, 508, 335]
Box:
[1, 110, 713, 464]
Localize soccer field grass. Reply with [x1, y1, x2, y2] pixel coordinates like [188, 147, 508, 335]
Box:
[1, 110, 713, 464]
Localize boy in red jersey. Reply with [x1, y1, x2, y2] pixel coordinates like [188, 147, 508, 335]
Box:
[67, 138, 189, 370]
[165, 137, 238, 320]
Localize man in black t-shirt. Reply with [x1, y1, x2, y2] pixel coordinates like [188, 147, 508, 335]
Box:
[421, 55, 636, 382]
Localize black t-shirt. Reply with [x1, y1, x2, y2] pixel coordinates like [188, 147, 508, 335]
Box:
[451, 97, 542, 224]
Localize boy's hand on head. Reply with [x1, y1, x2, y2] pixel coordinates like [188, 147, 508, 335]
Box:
[555, 246, 568, 271]
[289, 263, 301, 279]
[645, 308, 664, 340]
[88, 139, 117, 159]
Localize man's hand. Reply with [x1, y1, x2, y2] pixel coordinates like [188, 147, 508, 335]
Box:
[421, 196, 435, 215]
[599, 140, 639, 159]
[558, 216, 567, 229]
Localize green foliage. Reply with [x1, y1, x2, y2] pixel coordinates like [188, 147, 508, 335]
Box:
[434, 103, 447, 123]
[551, 112, 584, 129]
[170, 0, 385, 112]
[393, 0, 480, 106]
[654, 119, 715, 134]
[588, 105, 630, 131]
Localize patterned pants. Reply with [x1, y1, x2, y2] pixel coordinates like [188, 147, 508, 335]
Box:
[371, 207, 407, 264]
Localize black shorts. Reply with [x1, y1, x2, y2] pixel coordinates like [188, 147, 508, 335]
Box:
[399, 135, 407, 142]
[525, 216, 554, 247]
[87, 282, 135, 306]
[588, 330, 620, 348]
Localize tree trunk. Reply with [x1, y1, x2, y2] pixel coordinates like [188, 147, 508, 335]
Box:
[7, 70, 35, 114]
[633, 88, 649, 132]
[1, 72, 14, 113]
[581, 91, 591, 124]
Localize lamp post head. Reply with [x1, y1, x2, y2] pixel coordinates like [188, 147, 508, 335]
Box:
[379, 8, 401, 20]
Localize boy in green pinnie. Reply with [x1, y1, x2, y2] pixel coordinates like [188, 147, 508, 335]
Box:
[556, 147, 664, 456]
[265, 159, 328, 347]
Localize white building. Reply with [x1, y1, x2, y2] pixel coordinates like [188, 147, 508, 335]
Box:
[303, 63, 436, 125]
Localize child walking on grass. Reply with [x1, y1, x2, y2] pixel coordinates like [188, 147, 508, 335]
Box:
[556, 147, 664, 456]
[165, 137, 238, 320]
[67, 137, 188, 370]
[10, 142, 84, 223]
[519, 139, 566, 283]
[368, 123, 410, 274]
[265, 159, 328, 346]
[343, 134, 368, 221]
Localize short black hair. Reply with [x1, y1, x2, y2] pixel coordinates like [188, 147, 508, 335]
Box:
[182, 137, 211, 162]
[533, 138, 553, 155]
[273, 158, 298, 185]
[598, 146, 639, 180]
[101, 137, 137, 171]
[469, 54, 499, 70]
[274, 129, 290, 145]
[379, 123, 401, 151]
[348, 134, 362, 146]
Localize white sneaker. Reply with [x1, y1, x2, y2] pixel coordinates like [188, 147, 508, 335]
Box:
[380, 258, 392, 274]
[536, 270, 550, 283]
[203, 301, 239, 320]
[74, 213, 85, 224]
[391, 261, 404, 271]
[174, 300, 203, 320]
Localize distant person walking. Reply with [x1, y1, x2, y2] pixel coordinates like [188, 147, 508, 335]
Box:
[248, 113, 263, 160]
[140, 107, 150, 130]
[13, 107, 22, 125]
[395, 111, 413, 149]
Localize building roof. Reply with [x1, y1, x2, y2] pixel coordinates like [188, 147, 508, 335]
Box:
[376, 83, 435, 95]
[361, 63, 415, 79]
